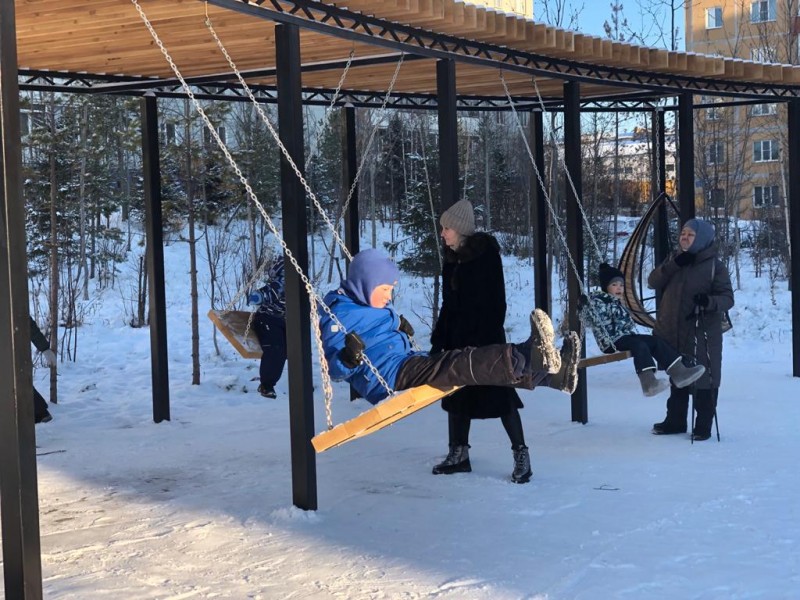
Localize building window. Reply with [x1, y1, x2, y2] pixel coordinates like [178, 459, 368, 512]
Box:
[750, 0, 776, 23]
[203, 125, 227, 146]
[164, 122, 176, 145]
[753, 139, 779, 162]
[750, 103, 777, 116]
[707, 188, 725, 208]
[706, 7, 723, 29]
[753, 185, 779, 207]
[707, 142, 725, 165]
[751, 46, 776, 63]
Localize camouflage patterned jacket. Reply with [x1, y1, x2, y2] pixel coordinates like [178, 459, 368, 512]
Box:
[579, 291, 637, 351]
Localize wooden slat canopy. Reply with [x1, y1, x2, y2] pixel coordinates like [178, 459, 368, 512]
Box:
[14, 0, 800, 102]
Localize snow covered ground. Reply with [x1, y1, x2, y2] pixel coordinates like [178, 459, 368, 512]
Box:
[6, 225, 800, 599]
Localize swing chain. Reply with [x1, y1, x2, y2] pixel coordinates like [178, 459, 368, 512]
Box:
[134, 0, 396, 407]
[499, 72, 618, 353]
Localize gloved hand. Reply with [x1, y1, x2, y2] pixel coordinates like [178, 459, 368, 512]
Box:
[247, 291, 264, 305]
[674, 252, 695, 267]
[693, 293, 710, 308]
[398, 314, 415, 338]
[339, 332, 366, 369]
[42, 349, 56, 368]
[578, 294, 589, 309]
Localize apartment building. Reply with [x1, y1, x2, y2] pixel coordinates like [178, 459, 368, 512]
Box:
[685, 0, 799, 218]
[466, 1, 533, 18]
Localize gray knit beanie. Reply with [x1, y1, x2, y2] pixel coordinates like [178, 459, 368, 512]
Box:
[440, 199, 476, 236]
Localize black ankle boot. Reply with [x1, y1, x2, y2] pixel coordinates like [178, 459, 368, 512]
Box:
[432, 445, 471, 475]
[652, 419, 688, 435]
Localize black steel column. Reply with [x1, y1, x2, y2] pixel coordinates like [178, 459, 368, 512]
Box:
[530, 110, 550, 313]
[140, 95, 170, 423]
[788, 100, 800, 377]
[0, 0, 43, 595]
[564, 82, 587, 424]
[651, 108, 670, 269]
[677, 92, 696, 222]
[276, 22, 317, 511]
[342, 106, 359, 256]
[437, 59, 459, 211]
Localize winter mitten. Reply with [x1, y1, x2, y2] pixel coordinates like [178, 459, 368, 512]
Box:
[339, 332, 366, 369]
[42, 349, 57, 368]
[693, 293, 710, 308]
[398, 314, 415, 338]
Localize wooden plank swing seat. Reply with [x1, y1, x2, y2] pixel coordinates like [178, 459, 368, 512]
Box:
[208, 309, 262, 359]
[311, 385, 462, 452]
[578, 350, 631, 369]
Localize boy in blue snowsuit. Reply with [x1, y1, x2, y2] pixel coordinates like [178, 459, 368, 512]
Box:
[580, 263, 705, 397]
[247, 257, 287, 399]
[320, 249, 582, 405]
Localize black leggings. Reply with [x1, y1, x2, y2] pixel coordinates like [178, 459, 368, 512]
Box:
[448, 410, 526, 449]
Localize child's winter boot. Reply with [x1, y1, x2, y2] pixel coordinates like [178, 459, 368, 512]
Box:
[547, 331, 581, 394]
[638, 368, 670, 397]
[666, 358, 706, 388]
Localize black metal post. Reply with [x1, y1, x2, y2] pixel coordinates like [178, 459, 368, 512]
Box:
[652, 108, 670, 271]
[276, 22, 317, 511]
[140, 94, 170, 423]
[437, 59, 459, 211]
[342, 105, 360, 402]
[0, 0, 43, 595]
[788, 100, 800, 377]
[342, 105, 359, 257]
[564, 81, 587, 424]
[677, 92, 696, 222]
[530, 110, 550, 314]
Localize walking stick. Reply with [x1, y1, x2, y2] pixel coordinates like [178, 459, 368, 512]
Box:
[696, 309, 721, 443]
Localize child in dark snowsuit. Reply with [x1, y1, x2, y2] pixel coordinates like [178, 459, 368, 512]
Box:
[580, 263, 705, 397]
[247, 257, 287, 399]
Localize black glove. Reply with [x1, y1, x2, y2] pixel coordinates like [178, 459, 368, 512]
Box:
[398, 314, 415, 338]
[339, 332, 366, 369]
[674, 252, 695, 267]
[693, 293, 710, 308]
[578, 294, 589, 309]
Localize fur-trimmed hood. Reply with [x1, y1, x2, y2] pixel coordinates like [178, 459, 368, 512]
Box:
[443, 231, 500, 264]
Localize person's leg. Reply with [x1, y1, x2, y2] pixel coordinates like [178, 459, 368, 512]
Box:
[253, 314, 286, 397]
[500, 408, 525, 448]
[33, 387, 52, 423]
[432, 413, 472, 475]
[612, 335, 668, 396]
[652, 385, 690, 434]
[692, 388, 717, 441]
[612, 335, 655, 373]
[501, 408, 531, 483]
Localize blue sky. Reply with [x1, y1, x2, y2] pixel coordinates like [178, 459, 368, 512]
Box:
[542, 1, 682, 49]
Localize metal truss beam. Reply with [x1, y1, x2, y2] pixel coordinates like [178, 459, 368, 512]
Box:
[206, 0, 800, 99]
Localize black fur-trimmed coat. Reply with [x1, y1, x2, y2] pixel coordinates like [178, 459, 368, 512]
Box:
[430, 232, 523, 419]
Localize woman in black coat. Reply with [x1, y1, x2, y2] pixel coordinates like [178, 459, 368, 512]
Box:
[647, 218, 734, 441]
[429, 200, 531, 484]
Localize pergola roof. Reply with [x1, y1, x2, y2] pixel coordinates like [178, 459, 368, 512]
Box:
[15, 0, 800, 104]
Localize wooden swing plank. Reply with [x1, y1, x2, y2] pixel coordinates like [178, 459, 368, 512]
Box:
[311, 384, 461, 453]
[207, 309, 262, 359]
[578, 351, 631, 368]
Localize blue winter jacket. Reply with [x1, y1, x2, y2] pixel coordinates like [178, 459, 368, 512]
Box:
[579, 291, 637, 351]
[320, 289, 425, 404]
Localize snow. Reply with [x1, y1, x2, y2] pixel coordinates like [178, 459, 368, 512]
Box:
[8, 224, 800, 599]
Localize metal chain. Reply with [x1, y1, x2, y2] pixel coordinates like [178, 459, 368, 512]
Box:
[204, 15, 352, 262]
[132, 0, 395, 406]
[499, 72, 618, 352]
